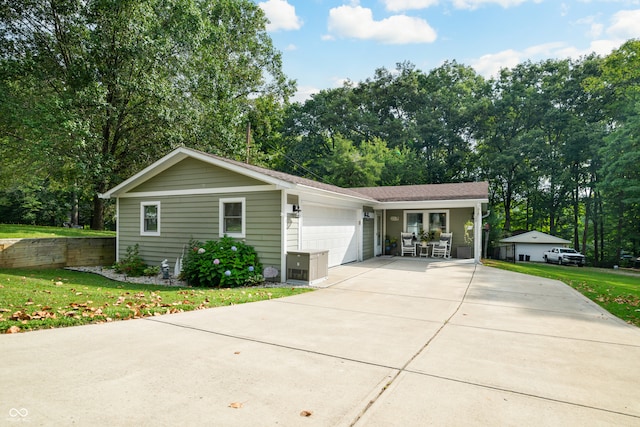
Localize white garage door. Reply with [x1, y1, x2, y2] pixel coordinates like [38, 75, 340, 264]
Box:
[302, 205, 358, 267]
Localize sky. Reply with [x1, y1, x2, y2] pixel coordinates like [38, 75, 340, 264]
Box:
[254, 0, 640, 102]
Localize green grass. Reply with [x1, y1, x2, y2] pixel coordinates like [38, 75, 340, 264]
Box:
[483, 259, 640, 327]
[0, 268, 312, 333]
[0, 224, 115, 238]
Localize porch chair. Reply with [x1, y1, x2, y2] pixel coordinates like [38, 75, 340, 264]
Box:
[400, 232, 416, 257]
[432, 232, 452, 259]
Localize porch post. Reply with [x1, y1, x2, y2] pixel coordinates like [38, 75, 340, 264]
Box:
[474, 202, 482, 264]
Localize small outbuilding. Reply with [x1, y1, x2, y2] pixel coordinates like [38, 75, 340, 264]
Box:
[499, 231, 571, 262]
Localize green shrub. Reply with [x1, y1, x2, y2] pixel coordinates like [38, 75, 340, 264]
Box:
[113, 244, 147, 277]
[143, 265, 161, 277]
[180, 237, 263, 287]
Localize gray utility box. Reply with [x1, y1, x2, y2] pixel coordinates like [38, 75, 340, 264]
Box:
[286, 250, 329, 285]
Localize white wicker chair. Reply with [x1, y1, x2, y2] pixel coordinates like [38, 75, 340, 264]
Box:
[400, 232, 416, 257]
[432, 232, 452, 258]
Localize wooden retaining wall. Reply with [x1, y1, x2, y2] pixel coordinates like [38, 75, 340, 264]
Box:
[0, 237, 116, 268]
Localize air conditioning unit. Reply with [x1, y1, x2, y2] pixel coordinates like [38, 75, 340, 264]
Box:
[286, 250, 329, 285]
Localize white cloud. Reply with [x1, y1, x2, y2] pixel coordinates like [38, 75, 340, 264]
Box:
[588, 22, 605, 38]
[471, 49, 522, 77]
[471, 38, 623, 78]
[385, 0, 540, 11]
[576, 15, 604, 38]
[258, 0, 302, 32]
[383, 0, 439, 12]
[606, 9, 640, 39]
[451, 0, 528, 10]
[523, 41, 570, 57]
[292, 85, 320, 103]
[470, 6, 640, 79]
[284, 43, 297, 51]
[326, 5, 437, 44]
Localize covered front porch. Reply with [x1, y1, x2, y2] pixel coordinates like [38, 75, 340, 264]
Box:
[368, 201, 486, 263]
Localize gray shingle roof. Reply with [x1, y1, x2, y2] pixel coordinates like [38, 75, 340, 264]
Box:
[205, 150, 488, 202]
[351, 182, 490, 202]
[103, 147, 489, 203]
[211, 153, 378, 201]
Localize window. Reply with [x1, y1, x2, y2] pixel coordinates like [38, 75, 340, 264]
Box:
[404, 210, 449, 239]
[219, 198, 245, 238]
[140, 202, 160, 236]
[406, 212, 423, 236]
[428, 212, 447, 234]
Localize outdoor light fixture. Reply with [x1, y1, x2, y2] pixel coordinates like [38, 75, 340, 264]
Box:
[363, 212, 372, 219]
[292, 204, 302, 216]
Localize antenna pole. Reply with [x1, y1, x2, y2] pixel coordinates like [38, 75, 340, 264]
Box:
[245, 122, 251, 163]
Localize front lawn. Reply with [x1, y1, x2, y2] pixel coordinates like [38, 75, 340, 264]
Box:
[0, 224, 115, 238]
[0, 268, 312, 333]
[483, 259, 640, 327]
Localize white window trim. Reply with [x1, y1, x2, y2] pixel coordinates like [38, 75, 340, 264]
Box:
[140, 201, 161, 236]
[403, 209, 450, 234]
[219, 197, 246, 238]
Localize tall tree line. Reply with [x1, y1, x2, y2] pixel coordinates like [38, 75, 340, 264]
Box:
[0, 0, 293, 229]
[272, 42, 640, 265]
[1, 1, 637, 265]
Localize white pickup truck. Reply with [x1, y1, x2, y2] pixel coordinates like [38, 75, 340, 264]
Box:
[543, 247, 586, 266]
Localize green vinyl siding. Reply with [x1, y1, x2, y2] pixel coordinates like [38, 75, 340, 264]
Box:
[362, 208, 375, 259]
[132, 157, 265, 193]
[118, 190, 282, 275]
[449, 207, 474, 258]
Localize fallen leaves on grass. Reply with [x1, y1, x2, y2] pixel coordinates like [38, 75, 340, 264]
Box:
[6, 325, 21, 334]
[596, 295, 640, 306]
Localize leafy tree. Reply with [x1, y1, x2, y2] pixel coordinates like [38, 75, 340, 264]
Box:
[318, 135, 388, 187]
[477, 63, 540, 231]
[0, 0, 293, 229]
[585, 40, 640, 262]
[414, 61, 487, 183]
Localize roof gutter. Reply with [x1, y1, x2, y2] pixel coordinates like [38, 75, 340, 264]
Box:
[370, 198, 489, 210]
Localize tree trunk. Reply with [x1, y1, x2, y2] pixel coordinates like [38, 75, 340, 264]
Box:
[599, 196, 604, 264]
[503, 181, 512, 231]
[91, 181, 108, 230]
[573, 184, 580, 250]
[593, 190, 600, 266]
[581, 188, 591, 256]
[71, 188, 79, 226]
[616, 199, 624, 261]
[91, 195, 104, 230]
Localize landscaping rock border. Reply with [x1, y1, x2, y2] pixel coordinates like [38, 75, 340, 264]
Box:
[65, 266, 308, 289]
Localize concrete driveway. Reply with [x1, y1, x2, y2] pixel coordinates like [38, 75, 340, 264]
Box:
[2, 258, 640, 426]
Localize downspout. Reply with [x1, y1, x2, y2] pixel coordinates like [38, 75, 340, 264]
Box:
[358, 208, 364, 262]
[482, 209, 491, 259]
[281, 191, 287, 282]
[115, 197, 120, 262]
[383, 209, 387, 255]
[474, 203, 482, 264]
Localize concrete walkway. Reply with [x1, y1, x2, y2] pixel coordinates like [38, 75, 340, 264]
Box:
[2, 258, 640, 426]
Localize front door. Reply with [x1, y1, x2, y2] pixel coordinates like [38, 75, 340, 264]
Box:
[375, 212, 383, 256]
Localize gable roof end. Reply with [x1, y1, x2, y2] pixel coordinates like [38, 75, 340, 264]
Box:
[500, 230, 571, 244]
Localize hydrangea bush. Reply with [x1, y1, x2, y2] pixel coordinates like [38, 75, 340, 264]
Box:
[180, 237, 263, 287]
